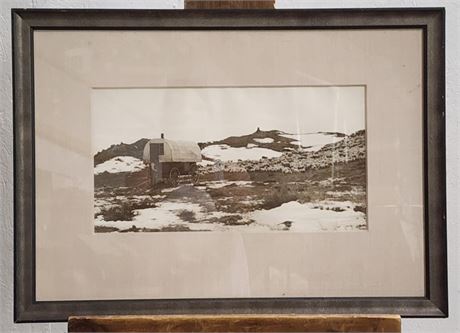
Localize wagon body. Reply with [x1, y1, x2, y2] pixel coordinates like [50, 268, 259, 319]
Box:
[143, 138, 202, 163]
[143, 138, 202, 185]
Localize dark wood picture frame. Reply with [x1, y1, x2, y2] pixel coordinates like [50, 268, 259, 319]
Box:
[12, 8, 447, 322]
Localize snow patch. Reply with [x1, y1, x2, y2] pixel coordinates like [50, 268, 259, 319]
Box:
[197, 159, 215, 166]
[204, 180, 254, 189]
[95, 198, 366, 233]
[95, 201, 254, 232]
[202, 144, 282, 161]
[161, 186, 181, 193]
[253, 137, 274, 144]
[250, 200, 365, 232]
[95, 201, 221, 231]
[94, 156, 146, 175]
[280, 133, 343, 152]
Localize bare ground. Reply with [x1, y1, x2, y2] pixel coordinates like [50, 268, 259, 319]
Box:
[94, 159, 367, 232]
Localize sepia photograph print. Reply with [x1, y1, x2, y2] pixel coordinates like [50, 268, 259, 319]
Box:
[92, 86, 366, 233]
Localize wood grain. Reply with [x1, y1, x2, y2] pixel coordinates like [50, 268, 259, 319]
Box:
[68, 314, 401, 332]
[184, 0, 275, 9]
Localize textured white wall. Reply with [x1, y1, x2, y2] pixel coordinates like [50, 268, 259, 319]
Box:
[0, 0, 458, 332]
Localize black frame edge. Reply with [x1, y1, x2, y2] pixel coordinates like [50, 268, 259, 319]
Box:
[425, 7, 448, 318]
[12, 9, 35, 323]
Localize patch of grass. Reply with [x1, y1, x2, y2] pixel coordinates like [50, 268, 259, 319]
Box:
[353, 205, 367, 213]
[131, 199, 157, 210]
[119, 225, 140, 232]
[138, 225, 206, 232]
[119, 225, 196, 232]
[160, 225, 193, 232]
[177, 210, 196, 223]
[219, 215, 252, 226]
[100, 202, 135, 221]
[280, 221, 293, 230]
[262, 187, 298, 210]
[207, 185, 255, 199]
[99, 199, 157, 222]
[94, 225, 119, 233]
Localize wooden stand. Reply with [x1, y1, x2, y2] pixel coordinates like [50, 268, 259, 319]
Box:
[68, 314, 401, 332]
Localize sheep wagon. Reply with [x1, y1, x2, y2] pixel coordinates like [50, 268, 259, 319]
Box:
[143, 136, 202, 186]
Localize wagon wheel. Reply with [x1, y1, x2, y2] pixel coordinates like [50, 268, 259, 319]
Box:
[169, 167, 180, 186]
[192, 173, 200, 185]
[190, 165, 200, 185]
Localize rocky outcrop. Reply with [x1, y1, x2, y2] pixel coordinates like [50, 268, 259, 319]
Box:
[198, 130, 365, 174]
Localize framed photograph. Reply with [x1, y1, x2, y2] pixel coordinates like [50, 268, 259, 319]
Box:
[13, 8, 447, 322]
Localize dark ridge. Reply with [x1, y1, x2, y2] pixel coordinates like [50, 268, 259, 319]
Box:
[94, 138, 149, 166]
[198, 129, 298, 152]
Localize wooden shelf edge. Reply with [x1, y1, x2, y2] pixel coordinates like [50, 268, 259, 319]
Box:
[68, 314, 401, 332]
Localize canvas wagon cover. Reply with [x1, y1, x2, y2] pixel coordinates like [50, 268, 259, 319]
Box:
[143, 139, 202, 163]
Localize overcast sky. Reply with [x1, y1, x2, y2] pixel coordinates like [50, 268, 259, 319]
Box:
[91, 86, 365, 153]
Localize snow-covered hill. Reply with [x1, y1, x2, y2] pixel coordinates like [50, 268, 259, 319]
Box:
[93, 129, 364, 176]
[198, 129, 365, 174]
